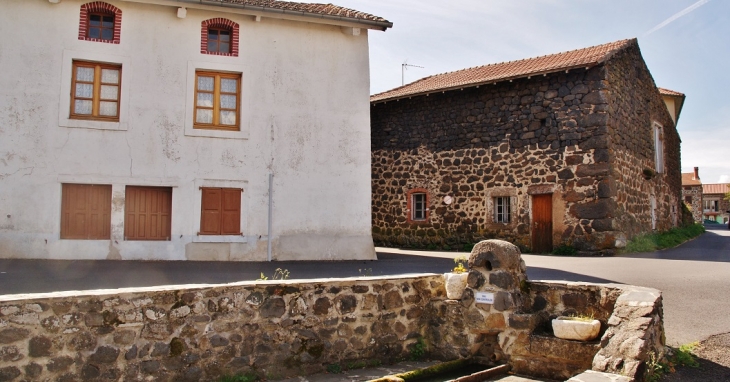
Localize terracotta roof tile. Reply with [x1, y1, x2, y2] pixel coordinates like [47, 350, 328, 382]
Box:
[371, 38, 636, 103]
[211, 0, 391, 25]
[703, 184, 730, 195]
[682, 173, 702, 186]
[658, 87, 685, 97]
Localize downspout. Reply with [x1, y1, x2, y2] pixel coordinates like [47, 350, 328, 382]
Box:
[267, 173, 273, 262]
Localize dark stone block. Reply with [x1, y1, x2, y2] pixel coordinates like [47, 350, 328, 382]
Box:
[508, 314, 535, 330]
[597, 178, 615, 198]
[352, 285, 369, 293]
[28, 336, 52, 357]
[141, 360, 161, 374]
[466, 270, 485, 289]
[575, 163, 609, 177]
[582, 90, 607, 104]
[0, 367, 20, 381]
[150, 342, 170, 357]
[260, 297, 286, 318]
[493, 291, 514, 311]
[81, 364, 101, 380]
[209, 334, 229, 348]
[336, 295, 357, 314]
[125, 345, 138, 360]
[570, 199, 616, 219]
[313, 297, 331, 315]
[89, 346, 119, 364]
[562, 293, 588, 310]
[532, 295, 548, 311]
[591, 218, 614, 232]
[382, 290, 404, 310]
[47, 356, 74, 372]
[489, 271, 516, 290]
[24, 363, 42, 379]
[0, 328, 29, 344]
[557, 169, 574, 180]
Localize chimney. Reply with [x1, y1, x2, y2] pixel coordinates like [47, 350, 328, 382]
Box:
[693, 167, 700, 180]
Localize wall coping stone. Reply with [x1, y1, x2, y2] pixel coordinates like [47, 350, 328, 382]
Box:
[567, 370, 632, 382]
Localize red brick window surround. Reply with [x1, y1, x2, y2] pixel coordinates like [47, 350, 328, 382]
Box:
[201, 18, 239, 57]
[78, 2, 122, 44]
[407, 188, 430, 223]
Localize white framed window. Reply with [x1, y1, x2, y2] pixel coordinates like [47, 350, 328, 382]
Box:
[654, 122, 664, 174]
[411, 193, 426, 221]
[494, 196, 511, 223]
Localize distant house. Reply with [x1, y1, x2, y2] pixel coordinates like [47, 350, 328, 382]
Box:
[0, 0, 391, 261]
[702, 184, 730, 224]
[370, 39, 683, 255]
[682, 167, 703, 223]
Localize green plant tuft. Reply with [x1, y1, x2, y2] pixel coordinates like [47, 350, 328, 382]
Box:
[218, 373, 257, 382]
[326, 363, 342, 374]
[621, 224, 705, 254]
[551, 244, 578, 256]
[409, 337, 426, 361]
[674, 342, 699, 368]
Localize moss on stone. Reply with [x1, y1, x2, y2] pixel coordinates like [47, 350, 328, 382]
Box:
[393, 358, 470, 381]
[169, 337, 184, 356]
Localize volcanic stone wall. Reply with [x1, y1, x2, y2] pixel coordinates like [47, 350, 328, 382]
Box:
[682, 185, 703, 223]
[605, 43, 682, 237]
[371, 42, 681, 254]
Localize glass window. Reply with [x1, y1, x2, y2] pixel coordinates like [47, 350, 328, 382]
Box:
[494, 196, 511, 223]
[71, 61, 121, 121]
[194, 71, 241, 131]
[207, 28, 231, 54]
[88, 13, 115, 41]
[412, 193, 426, 221]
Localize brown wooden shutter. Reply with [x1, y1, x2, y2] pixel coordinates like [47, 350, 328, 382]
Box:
[200, 188, 222, 235]
[220, 188, 241, 234]
[61, 184, 111, 240]
[199, 187, 241, 235]
[125, 186, 172, 240]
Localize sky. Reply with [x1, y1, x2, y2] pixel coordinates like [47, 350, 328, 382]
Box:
[335, 0, 730, 184]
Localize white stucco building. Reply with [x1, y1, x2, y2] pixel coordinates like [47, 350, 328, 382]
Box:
[0, 0, 391, 261]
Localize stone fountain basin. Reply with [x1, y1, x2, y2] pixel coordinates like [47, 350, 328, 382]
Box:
[552, 317, 601, 341]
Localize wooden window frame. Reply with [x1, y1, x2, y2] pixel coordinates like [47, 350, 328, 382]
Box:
[87, 12, 115, 41]
[124, 186, 172, 241]
[60, 183, 112, 240]
[200, 18, 239, 57]
[206, 27, 232, 54]
[406, 188, 429, 223]
[194, 71, 241, 131]
[78, 2, 122, 44]
[70, 61, 122, 122]
[494, 196, 511, 223]
[199, 187, 242, 235]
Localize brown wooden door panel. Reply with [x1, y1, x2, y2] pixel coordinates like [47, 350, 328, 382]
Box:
[125, 186, 172, 240]
[200, 187, 241, 235]
[532, 194, 553, 253]
[61, 184, 111, 240]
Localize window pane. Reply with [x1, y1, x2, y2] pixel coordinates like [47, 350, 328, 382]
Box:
[208, 30, 219, 40]
[99, 101, 118, 116]
[89, 28, 100, 39]
[220, 94, 237, 109]
[196, 109, 213, 124]
[197, 76, 214, 91]
[76, 67, 94, 82]
[100, 85, 118, 100]
[89, 15, 101, 26]
[219, 31, 230, 42]
[101, 29, 113, 40]
[221, 78, 237, 93]
[101, 69, 119, 84]
[220, 43, 230, 53]
[220, 111, 236, 125]
[207, 41, 218, 52]
[75, 83, 93, 98]
[74, 100, 93, 115]
[197, 92, 213, 107]
[102, 16, 114, 28]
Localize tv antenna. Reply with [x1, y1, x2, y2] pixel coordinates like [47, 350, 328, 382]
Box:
[402, 60, 424, 85]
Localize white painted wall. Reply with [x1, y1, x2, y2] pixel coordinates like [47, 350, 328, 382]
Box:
[0, 0, 376, 261]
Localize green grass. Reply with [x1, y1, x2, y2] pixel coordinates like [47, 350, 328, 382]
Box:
[621, 224, 705, 254]
[219, 374, 257, 382]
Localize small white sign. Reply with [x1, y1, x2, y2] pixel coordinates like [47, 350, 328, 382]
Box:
[475, 292, 495, 304]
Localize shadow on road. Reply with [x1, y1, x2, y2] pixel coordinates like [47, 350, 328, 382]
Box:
[526, 267, 619, 284]
[619, 224, 730, 263]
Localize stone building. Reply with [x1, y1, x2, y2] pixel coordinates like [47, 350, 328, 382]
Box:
[681, 167, 703, 223]
[0, 0, 391, 261]
[701, 184, 730, 224]
[370, 39, 683, 255]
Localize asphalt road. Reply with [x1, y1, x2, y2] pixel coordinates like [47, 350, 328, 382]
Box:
[1, 224, 728, 346]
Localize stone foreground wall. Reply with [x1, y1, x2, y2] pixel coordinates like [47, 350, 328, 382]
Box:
[0, 276, 445, 381]
[0, 240, 665, 382]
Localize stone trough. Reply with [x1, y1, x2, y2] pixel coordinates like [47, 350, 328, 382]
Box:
[0, 240, 663, 381]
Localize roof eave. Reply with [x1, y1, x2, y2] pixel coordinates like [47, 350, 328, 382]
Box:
[371, 63, 602, 104]
[120, 0, 393, 30]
